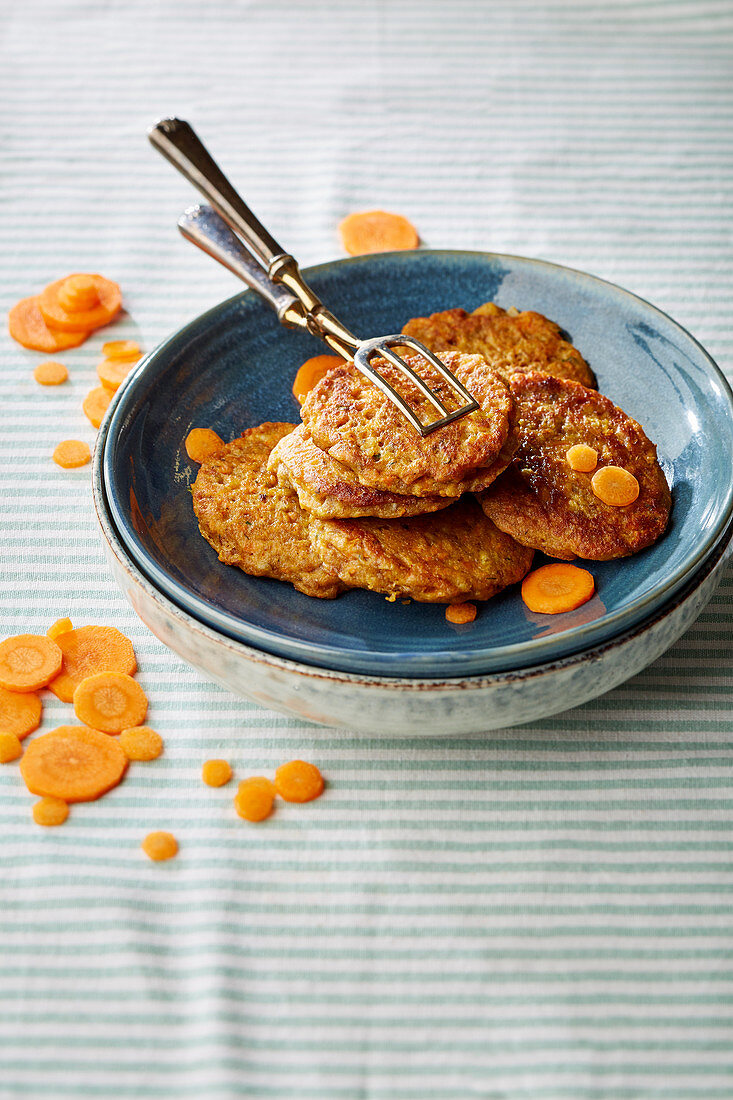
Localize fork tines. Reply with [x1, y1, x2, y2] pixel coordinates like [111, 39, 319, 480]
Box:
[353, 335, 480, 437]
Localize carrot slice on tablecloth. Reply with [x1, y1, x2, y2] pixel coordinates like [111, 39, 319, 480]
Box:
[234, 777, 276, 822]
[102, 340, 140, 361]
[32, 797, 69, 826]
[8, 296, 89, 352]
[202, 759, 233, 787]
[521, 563, 595, 615]
[142, 831, 178, 861]
[274, 760, 324, 803]
[53, 440, 91, 469]
[82, 386, 113, 429]
[20, 725, 127, 802]
[39, 274, 121, 333]
[119, 726, 163, 761]
[0, 685, 41, 740]
[34, 360, 68, 386]
[96, 357, 137, 392]
[0, 732, 23, 763]
[73, 672, 148, 734]
[47, 618, 73, 641]
[0, 634, 62, 693]
[49, 626, 137, 703]
[339, 210, 419, 255]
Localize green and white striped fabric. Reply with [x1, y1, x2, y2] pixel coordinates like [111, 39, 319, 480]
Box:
[1, 1, 732, 1096]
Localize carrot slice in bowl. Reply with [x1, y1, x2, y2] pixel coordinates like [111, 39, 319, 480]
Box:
[521, 563, 595, 615]
[292, 355, 345, 403]
[39, 274, 121, 333]
[20, 726, 128, 802]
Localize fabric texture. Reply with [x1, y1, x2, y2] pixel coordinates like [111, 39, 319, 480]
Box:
[1, 1, 732, 1096]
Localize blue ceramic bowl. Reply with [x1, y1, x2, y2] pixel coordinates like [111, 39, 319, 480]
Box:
[101, 250, 733, 678]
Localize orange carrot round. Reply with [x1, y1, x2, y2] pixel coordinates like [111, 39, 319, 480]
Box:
[49, 626, 137, 703]
[591, 465, 640, 506]
[445, 602, 477, 625]
[82, 386, 113, 429]
[34, 360, 68, 386]
[39, 274, 122, 333]
[48, 618, 73, 641]
[142, 831, 178, 861]
[97, 357, 137, 392]
[185, 428, 225, 464]
[292, 355, 345, 403]
[0, 686, 42, 740]
[53, 440, 91, 469]
[102, 340, 141, 361]
[0, 634, 62, 693]
[274, 759, 324, 803]
[32, 797, 69, 827]
[339, 210, 419, 255]
[19, 725, 127, 802]
[0, 732, 23, 763]
[566, 443, 598, 472]
[234, 777, 276, 821]
[521, 563, 595, 615]
[119, 726, 163, 762]
[8, 296, 89, 352]
[202, 759, 233, 787]
[73, 672, 148, 734]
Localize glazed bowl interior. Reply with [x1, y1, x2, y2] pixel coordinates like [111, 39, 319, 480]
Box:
[101, 250, 733, 678]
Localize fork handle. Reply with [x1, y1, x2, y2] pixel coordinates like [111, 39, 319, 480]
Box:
[149, 118, 288, 271]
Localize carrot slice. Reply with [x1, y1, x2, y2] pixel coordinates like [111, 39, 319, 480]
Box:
[521, 563, 595, 615]
[234, 777, 276, 821]
[39, 274, 122, 333]
[96, 357, 138, 392]
[102, 340, 141, 361]
[0, 634, 62, 693]
[53, 440, 91, 469]
[185, 428, 225, 464]
[292, 355, 345, 403]
[33, 797, 69, 826]
[591, 465, 640, 506]
[82, 386, 113, 429]
[49, 626, 137, 703]
[34, 360, 68, 386]
[202, 759, 233, 787]
[73, 672, 148, 734]
[19, 725, 127, 802]
[142, 831, 178, 861]
[0, 732, 23, 763]
[445, 602, 477, 625]
[119, 726, 163, 762]
[566, 444, 598, 472]
[339, 210, 419, 255]
[0, 686, 41, 740]
[8, 296, 89, 352]
[48, 618, 73, 641]
[274, 760, 324, 803]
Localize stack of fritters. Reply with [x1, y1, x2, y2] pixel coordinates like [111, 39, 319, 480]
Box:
[191, 302, 671, 605]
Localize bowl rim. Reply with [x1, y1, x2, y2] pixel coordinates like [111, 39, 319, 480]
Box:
[93, 418, 733, 692]
[100, 248, 733, 676]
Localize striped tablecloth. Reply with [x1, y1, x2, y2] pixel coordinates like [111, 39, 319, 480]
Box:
[1, 2, 732, 1097]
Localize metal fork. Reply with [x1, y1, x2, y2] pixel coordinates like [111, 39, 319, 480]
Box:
[148, 118, 479, 436]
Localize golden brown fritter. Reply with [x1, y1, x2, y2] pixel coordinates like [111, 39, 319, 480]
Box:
[309, 496, 534, 603]
[191, 423, 347, 598]
[478, 373, 671, 561]
[300, 351, 515, 497]
[268, 425, 452, 520]
[402, 302, 596, 389]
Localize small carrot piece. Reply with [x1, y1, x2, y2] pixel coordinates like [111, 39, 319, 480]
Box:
[19, 725, 127, 802]
[53, 440, 91, 469]
[292, 355, 345, 403]
[34, 360, 68, 386]
[48, 618, 73, 641]
[339, 210, 420, 255]
[0, 685, 42, 740]
[202, 759, 233, 787]
[0, 634, 62, 693]
[39, 274, 122, 333]
[32, 797, 69, 827]
[142, 831, 178, 861]
[8, 296, 89, 352]
[566, 444, 598, 472]
[521, 563, 595, 615]
[0, 732, 23, 763]
[73, 672, 148, 734]
[234, 777, 276, 821]
[591, 465, 640, 506]
[119, 726, 163, 762]
[185, 428, 225, 464]
[49, 625, 137, 703]
[97, 357, 138, 392]
[274, 759, 324, 803]
[445, 602, 477, 625]
[82, 386, 113, 429]
[102, 340, 141, 361]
